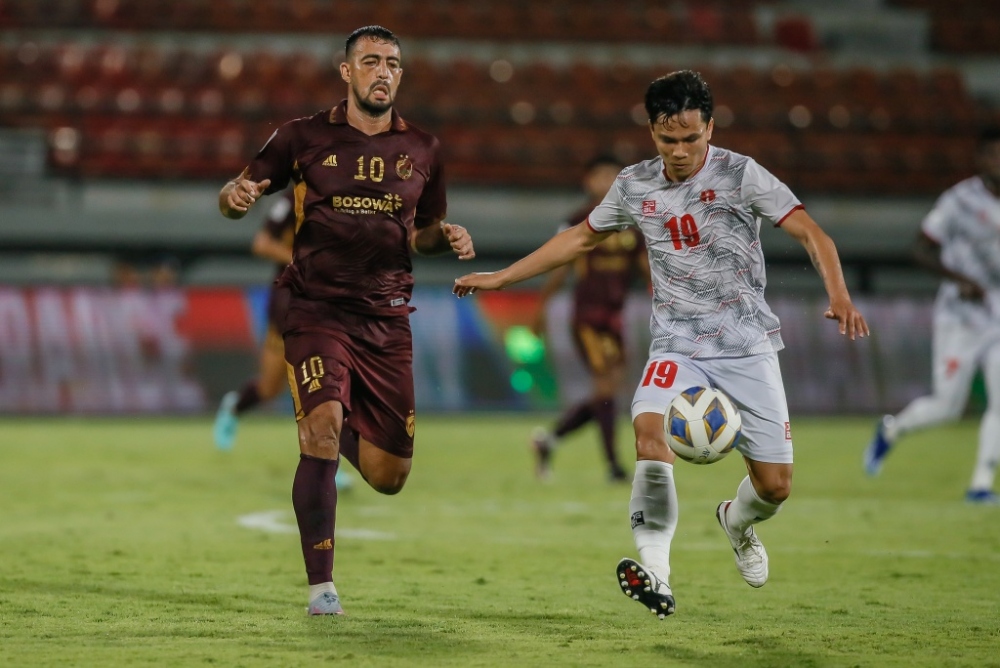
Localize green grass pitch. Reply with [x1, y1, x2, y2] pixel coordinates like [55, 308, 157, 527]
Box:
[1, 415, 999, 667]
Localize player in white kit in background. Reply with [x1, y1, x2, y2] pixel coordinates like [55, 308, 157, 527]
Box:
[453, 71, 869, 617]
[864, 128, 1000, 505]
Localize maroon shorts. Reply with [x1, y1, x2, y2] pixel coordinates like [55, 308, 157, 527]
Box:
[572, 311, 624, 374]
[283, 305, 415, 459]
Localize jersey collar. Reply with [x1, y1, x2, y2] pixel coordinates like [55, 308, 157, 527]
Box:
[328, 100, 408, 132]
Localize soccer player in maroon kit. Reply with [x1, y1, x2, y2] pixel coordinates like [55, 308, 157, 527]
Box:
[218, 26, 475, 616]
[212, 189, 356, 490]
[213, 189, 294, 450]
[531, 156, 650, 482]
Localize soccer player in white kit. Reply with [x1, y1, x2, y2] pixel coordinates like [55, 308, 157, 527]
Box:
[864, 128, 1000, 504]
[453, 70, 868, 618]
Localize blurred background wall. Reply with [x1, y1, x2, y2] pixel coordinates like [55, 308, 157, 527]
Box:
[1, 0, 998, 415]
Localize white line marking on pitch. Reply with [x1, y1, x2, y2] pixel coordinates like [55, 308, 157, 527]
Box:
[236, 510, 396, 540]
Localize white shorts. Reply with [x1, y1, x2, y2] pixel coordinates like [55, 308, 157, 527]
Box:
[631, 352, 793, 464]
[929, 315, 1000, 402]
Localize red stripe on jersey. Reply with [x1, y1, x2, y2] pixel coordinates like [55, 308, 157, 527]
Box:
[775, 204, 805, 227]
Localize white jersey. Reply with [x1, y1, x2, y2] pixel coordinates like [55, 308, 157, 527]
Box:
[921, 176, 1000, 327]
[588, 145, 801, 358]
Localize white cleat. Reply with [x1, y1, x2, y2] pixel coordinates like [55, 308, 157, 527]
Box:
[307, 591, 344, 616]
[716, 501, 768, 588]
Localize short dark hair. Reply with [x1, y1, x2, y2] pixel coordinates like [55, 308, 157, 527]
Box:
[584, 153, 623, 172]
[645, 70, 713, 125]
[345, 25, 400, 58]
[978, 126, 1000, 148]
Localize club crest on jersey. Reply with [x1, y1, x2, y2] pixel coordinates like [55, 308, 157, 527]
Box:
[700, 189, 716, 203]
[396, 154, 413, 180]
[642, 200, 657, 215]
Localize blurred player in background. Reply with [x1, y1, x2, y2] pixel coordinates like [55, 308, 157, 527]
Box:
[213, 190, 295, 450]
[864, 128, 1000, 504]
[212, 191, 354, 487]
[530, 155, 650, 483]
[455, 70, 868, 618]
[218, 26, 475, 616]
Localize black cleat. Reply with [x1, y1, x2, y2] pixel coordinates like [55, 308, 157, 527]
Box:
[615, 557, 675, 619]
[608, 465, 629, 484]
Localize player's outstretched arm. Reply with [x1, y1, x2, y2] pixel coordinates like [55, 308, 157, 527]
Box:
[453, 220, 611, 297]
[913, 231, 985, 301]
[219, 171, 271, 220]
[251, 229, 293, 265]
[780, 209, 870, 340]
[411, 221, 475, 259]
[531, 264, 571, 336]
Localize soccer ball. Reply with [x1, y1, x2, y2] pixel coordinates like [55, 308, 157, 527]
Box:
[664, 386, 742, 465]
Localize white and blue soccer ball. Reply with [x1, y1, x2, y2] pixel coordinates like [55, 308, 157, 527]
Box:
[664, 386, 742, 465]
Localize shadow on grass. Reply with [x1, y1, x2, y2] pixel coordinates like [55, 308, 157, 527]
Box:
[651, 635, 824, 668]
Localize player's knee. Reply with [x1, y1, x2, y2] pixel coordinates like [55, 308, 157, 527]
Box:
[932, 395, 965, 421]
[257, 376, 285, 401]
[634, 433, 671, 461]
[298, 420, 342, 460]
[300, 431, 340, 460]
[366, 467, 409, 495]
[758, 480, 791, 505]
[297, 403, 344, 460]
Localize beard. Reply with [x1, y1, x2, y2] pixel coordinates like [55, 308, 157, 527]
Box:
[354, 82, 393, 116]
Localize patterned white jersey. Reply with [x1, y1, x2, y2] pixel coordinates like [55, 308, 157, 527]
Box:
[588, 145, 801, 358]
[921, 176, 1000, 328]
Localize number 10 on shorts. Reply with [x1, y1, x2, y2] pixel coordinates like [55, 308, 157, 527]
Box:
[300, 356, 324, 394]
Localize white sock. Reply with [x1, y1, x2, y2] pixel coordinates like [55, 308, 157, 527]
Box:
[629, 460, 677, 583]
[970, 409, 1000, 491]
[309, 582, 337, 600]
[724, 476, 782, 535]
[882, 414, 901, 442]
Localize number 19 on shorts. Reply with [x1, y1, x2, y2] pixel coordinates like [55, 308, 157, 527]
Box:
[641, 360, 678, 388]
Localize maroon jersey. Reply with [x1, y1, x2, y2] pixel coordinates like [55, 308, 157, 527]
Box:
[246, 101, 447, 317]
[564, 203, 646, 324]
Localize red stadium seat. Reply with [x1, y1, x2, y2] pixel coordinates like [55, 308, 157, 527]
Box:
[773, 15, 818, 52]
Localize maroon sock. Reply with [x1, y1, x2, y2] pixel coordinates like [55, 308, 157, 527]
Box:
[554, 401, 595, 438]
[291, 455, 338, 585]
[593, 398, 621, 471]
[234, 381, 261, 414]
